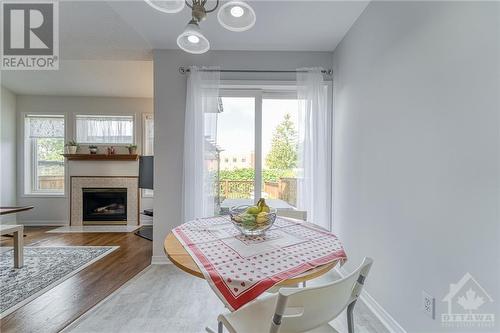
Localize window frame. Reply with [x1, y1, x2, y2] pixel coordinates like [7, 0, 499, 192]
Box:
[22, 113, 67, 197]
[74, 114, 137, 145]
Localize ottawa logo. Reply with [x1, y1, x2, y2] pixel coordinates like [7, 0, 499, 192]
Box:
[441, 272, 495, 329]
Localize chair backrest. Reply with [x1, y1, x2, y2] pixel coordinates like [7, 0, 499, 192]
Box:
[277, 210, 307, 221]
[270, 257, 373, 333]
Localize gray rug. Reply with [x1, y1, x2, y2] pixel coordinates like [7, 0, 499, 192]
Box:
[0, 246, 118, 318]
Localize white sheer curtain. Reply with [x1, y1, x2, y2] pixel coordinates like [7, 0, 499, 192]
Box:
[75, 115, 134, 144]
[183, 66, 220, 221]
[26, 115, 64, 138]
[297, 68, 332, 230]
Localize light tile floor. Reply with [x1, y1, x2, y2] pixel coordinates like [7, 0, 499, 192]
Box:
[65, 265, 388, 333]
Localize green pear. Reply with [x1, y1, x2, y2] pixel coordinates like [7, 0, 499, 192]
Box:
[246, 206, 261, 215]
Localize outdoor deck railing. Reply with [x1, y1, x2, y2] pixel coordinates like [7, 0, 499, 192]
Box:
[219, 178, 297, 206]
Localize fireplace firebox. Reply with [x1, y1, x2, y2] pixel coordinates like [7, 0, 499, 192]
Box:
[82, 188, 127, 224]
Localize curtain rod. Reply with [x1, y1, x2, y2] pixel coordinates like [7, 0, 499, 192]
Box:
[178, 66, 333, 76]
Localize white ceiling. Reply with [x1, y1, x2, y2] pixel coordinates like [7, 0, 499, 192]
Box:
[1, 0, 369, 97]
[1, 60, 153, 98]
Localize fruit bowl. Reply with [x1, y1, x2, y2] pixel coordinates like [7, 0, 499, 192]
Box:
[229, 204, 277, 236]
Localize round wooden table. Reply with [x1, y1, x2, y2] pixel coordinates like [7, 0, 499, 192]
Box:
[164, 232, 340, 286]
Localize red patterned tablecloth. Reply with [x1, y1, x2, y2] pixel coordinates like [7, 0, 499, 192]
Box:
[173, 216, 347, 310]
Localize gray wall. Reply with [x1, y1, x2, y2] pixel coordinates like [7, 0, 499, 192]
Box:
[332, 1, 499, 331]
[152, 50, 333, 261]
[15, 95, 153, 224]
[1, 87, 17, 224]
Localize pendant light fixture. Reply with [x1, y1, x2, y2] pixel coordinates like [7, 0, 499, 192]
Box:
[177, 19, 210, 54]
[145, 0, 256, 54]
[217, 1, 256, 32]
[144, 0, 185, 14]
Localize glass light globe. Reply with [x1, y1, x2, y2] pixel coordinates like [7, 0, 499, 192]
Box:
[144, 0, 185, 14]
[177, 20, 210, 54]
[217, 1, 256, 32]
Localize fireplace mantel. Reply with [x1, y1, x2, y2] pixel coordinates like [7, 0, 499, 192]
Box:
[62, 154, 138, 161]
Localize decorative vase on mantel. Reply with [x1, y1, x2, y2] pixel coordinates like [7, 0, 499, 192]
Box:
[88, 145, 98, 154]
[127, 144, 137, 155]
[65, 140, 79, 154]
[67, 146, 77, 154]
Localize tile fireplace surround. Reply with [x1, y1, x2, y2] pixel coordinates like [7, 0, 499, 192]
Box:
[70, 176, 139, 226]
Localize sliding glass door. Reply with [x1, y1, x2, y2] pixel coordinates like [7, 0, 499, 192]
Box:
[216, 95, 257, 212]
[261, 97, 300, 211]
[216, 88, 305, 216]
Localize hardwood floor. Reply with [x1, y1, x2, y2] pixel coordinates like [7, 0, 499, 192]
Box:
[0, 227, 152, 333]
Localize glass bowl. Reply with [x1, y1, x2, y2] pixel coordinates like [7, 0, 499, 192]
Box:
[229, 205, 277, 236]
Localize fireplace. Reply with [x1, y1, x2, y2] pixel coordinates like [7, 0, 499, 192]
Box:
[82, 188, 127, 225]
[71, 177, 138, 226]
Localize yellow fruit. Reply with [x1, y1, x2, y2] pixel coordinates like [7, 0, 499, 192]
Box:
[258, 198, 271, 213]
[256, 212, 268, 224]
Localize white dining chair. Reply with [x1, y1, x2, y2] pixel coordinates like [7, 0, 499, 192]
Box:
[208, 257, 373, 333]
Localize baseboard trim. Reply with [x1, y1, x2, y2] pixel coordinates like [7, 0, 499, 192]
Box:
[336, 267, 406, 333]
[151, 255, 171, 265]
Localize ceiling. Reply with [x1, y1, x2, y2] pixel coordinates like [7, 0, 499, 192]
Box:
[1, 60, 153, 98]
[1, 0, 369, 97]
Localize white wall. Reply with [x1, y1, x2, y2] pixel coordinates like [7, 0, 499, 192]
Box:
[0, 87, 17, 224]
[153, 50, 333, 261]
[15, 95, 153, 225]
[332, 1, 499, 331]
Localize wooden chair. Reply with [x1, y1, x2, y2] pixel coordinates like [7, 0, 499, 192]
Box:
[210, 257, 373, 333]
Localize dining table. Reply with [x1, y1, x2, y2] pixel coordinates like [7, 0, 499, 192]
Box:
[164, 215, 347, 311]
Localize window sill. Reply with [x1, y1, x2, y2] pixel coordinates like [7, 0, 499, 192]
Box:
[22, 193, 66, 198]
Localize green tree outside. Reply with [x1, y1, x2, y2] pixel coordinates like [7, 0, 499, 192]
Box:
[37, 138, 64, 161]
[265, 113, 298, 170]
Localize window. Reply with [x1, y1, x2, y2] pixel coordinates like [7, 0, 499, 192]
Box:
[76, 115, 134, 144]
[24, 115, 65, 195]
[143, 114, 154, 197]
[143, 114, 154, 155]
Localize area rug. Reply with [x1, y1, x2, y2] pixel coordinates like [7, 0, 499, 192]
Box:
[0, 246, 118, 318]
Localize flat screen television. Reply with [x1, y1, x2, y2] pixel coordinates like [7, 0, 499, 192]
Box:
[139, 156, 154, 190]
